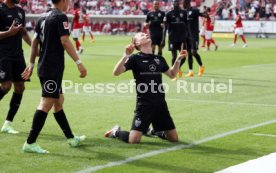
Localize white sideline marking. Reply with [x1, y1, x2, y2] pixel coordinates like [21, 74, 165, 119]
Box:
[253, 133, 276, 138]
[242, 63, 276, 68]
[76, 119, 276, 173]
[215, 153, 276, 173]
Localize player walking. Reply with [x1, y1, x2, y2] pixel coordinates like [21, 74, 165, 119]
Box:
[21, 0, 87, 154]
[230, 9, 247, 48]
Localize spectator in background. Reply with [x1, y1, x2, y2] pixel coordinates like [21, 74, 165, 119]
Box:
[222, 6, 229, 20]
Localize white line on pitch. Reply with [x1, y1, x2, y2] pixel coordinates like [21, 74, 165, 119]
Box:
[76, 119, 276, 173]
[253, 133, 276, 138]
[242, 63, 276, 68]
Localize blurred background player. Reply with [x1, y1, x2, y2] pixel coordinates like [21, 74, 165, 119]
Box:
[205, 7, 218, 51]
[183, 0, 206, 77]
[82, 9, 94, 43]
[21, 0, 87, 154]
[0, 0, 31, 134]
[105, 32, 187, 144]
[72, 2, 83, 54]
[230, 8, 248, 48]
[199, 6, 207, 48]
[161, 0, 187, 80]
[144, 0, 165, 56]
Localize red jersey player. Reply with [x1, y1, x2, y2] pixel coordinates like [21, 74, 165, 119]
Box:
[72, 2, 83, 54]
[200, 6, 207, 47]
[205, 8, 218, 51]
[82, 9, 94, 43]
[230, 9, 247, 48]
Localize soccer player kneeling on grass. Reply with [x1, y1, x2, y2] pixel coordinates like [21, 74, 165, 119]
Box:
[21, 0, 87, 154]
[104, 32, 187, 143]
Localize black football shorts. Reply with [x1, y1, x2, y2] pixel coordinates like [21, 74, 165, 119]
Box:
[131, 102, 176, 133]
[0, 58, 27, 83]
[39, 77, 63, 99]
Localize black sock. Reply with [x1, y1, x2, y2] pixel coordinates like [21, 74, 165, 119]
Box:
[0, 87, 7, 100]
[115, 130, 129, 143]
[155, 131, 167, 140]
[194, 53, 203, 66]
[27, 110, 48, 144]
[188, 54, 193, 70]
[53, 109, 74, 139]
[6, 92, 23, 122]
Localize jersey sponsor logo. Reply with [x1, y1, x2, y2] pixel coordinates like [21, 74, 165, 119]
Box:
[63, 22, 69, 30]
[180, 13, 183, 18]
[0, 70, 6, 79]
[135, 118, 142, 127]
[176, 17, 180, 22]
[154, 58, 160, 65]
[7, 15, 12, 18]
[142, 60, 149, 63]
[149, 64, 157, 72]
[158, 13, 161, 17]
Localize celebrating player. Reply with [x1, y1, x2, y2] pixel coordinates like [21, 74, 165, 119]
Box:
[21, 0, 87, 154]
[144, 0, 165, 56]
[82, 9, 94, 43]
[230, 8, 247, 48]
[105, 32, 187, 144]
[161, 0, 187, 79]
[0, 0, 31, 134]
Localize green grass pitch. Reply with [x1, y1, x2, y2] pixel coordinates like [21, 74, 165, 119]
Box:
[0, 35, 276, 173]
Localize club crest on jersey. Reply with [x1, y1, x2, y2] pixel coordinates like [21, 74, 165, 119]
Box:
[0, 71, 6, 79]
[154, 58, 160, 65]
[63, 22, 69, 29]
[149, 64, 156, 72]
[18, 12, 23, 19]
[135, 118, 141, 127]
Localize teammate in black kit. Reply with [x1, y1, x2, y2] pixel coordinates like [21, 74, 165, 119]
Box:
[21, 0, 87, 154]
[0, 0, 31, 134]
[161, 0, 187, 80]
[183, 0, 206, 77]
[104, 32, 187, 144]
[144, 0, 165, 56]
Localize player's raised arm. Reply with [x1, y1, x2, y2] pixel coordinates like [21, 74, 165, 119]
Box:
[164, 50, 187, 79]
[113, 44, 134, 76]
[0, 21, 22, 40]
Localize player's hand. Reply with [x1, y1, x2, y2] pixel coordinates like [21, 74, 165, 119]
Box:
[160, 40, 165, 48]
[8, 21, 23, 36]
[21, 65, 33, 80]
[125, 44, 135, 55]
[77, 63, 87, 78]
[177, 50, 188, 60]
